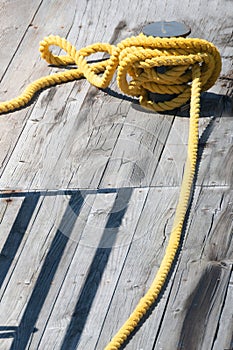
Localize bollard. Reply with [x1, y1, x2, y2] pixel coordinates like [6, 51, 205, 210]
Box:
[142, 21, 191, 106]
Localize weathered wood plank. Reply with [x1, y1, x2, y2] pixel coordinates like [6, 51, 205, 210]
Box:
[0, 193, 41, 301]
[95, 186, 194, 349]
[99, 108, 174, 188]
[0, 0, 43, 80]
[0, 100, 130, 190]
[28, 188, 147, 350]
[151, 188, 233, 350]
[0, 196, 23, 251]
[0, 0, 91, 176]
[1, 0, 232, 191]
[0, 1, 232, 350]
[0, 191, 92, 349]
[152, 114, 233, 187]
[212, 271, 233, 350]
[95, 187, 232, 350]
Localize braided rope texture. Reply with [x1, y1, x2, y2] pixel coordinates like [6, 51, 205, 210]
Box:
[0, 34, 221, 114]
[0, 34, 221, 349]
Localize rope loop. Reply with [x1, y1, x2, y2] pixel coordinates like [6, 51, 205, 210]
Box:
[38, 34, 221, 112]
[0, 34, 221, 114]
[0, 33, 221, 350]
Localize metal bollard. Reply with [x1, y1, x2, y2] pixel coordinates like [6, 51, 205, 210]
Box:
[142, 21, 191, 106]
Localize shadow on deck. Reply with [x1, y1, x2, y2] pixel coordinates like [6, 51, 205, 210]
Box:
[0, 188, 132, 349]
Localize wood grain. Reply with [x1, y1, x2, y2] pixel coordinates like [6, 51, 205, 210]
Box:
[0, 0, 232, 349]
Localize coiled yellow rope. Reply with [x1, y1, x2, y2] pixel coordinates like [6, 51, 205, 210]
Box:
[0, 34, 221, 349]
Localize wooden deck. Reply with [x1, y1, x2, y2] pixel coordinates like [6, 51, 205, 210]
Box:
[0, 1, 232, 349]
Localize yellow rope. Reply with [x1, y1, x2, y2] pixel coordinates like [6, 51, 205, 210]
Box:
[0, 34, 221, 114]
[0, 34, 221, 349]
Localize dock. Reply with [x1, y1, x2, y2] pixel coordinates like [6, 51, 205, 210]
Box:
[0, 1, 232, 349]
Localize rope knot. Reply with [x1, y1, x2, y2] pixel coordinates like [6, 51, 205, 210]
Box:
[38, 34, 221, 112]
[0, 34, 221, 115]
[0, 32, 222, 350]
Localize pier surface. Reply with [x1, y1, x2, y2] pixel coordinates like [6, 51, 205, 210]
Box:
[0, 1, 232, 349]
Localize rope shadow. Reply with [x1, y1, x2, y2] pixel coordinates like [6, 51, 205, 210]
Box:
[1, 63, 231, 119]
[131, 91, 233, 118]
[0, 58, 110, 116]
